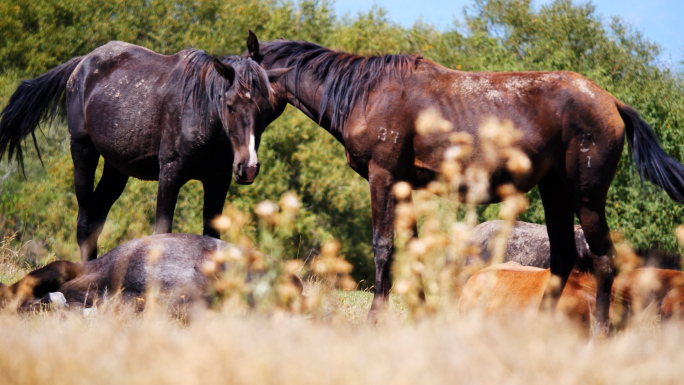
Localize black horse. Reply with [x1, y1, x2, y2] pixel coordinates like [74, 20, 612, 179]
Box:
[0, 39, 291, 262]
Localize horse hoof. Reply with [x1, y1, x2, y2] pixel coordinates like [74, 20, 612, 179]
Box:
[43, 292, 68, 309]
[82, 307, 98, 317]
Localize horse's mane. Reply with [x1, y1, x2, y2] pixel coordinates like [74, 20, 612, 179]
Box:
[259, 40, 421, 130]
[179, 49, 274, 124]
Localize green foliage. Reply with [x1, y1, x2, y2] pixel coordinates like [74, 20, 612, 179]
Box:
[0, 0, 682, 284]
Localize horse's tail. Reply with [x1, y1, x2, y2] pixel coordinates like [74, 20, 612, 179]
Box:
[618, 102, 684, 203]
[0, 57, 83, 172]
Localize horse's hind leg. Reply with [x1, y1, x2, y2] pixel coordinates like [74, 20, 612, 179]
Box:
[576, 196, 615, 335]
[71, 138, 101, 262]
[87, 162, 129, 250]
[202, 177, 231, 238]
[538, 173, 579, 302]
[3, 260, 84, 306]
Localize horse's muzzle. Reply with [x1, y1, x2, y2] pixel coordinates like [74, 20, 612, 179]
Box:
[235, 163, 260, 185]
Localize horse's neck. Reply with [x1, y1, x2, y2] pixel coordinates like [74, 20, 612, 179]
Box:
[283, 73, 337, 137]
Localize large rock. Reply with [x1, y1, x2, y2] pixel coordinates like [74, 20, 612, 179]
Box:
[468, 220, 590, 268]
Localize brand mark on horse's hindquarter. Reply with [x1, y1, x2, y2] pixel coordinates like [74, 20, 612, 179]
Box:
[580, 133, 595, 153]
[580, 133, 595, 167]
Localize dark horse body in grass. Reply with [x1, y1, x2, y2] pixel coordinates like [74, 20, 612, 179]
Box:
[246, 32, 684, 331]
[0, 233, 302, 310]
[0, 234, 228, 309]
[0, 41, 291, 262]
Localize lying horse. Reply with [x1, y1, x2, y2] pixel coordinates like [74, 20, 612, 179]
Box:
[0, 234, 302, 310]
[0, 37, 291, 262]
[459, 261, 684, 328]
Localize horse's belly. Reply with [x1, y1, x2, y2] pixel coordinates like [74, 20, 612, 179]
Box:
[92, 131, 161, 180]
[84, 104, 162, 179]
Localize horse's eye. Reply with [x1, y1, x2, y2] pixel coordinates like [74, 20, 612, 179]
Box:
[227, 105, 235, 113]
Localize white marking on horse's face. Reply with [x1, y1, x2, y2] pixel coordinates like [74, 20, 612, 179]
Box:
[245, 91, 251, 99]
[248, 134, 258, 166]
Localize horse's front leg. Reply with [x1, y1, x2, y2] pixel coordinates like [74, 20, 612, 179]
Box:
[154, 161, 186, 234]
[368, 165, 399, 320]
[202, 177, 232, 238]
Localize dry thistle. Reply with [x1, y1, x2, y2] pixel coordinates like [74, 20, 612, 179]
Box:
[444, 144, 472, 162]
[416, 107, 453, 134]
[247, 251, 266, 272]
[279, 191, 301, 225]
[499, 194, 529, 222]
[464, 166, 490, 204]
[200, 260, 217, 276]
[393, 182, 413, 200]
[503, 148, 532, 175]
[449, 132, 473, 145]
[321, 240, 342, 259]
[407, 240, 428, 257]
[255, 201, 279, 218]
[227, 247, 243, 262]
[676, 225, 684, 249]
[441, 160, 462, 184]
[394, 202, 416, 234]
[425, 181, 447, 196]
[147, 247, 163, 265]
[479, 117, 522, 148]
[280, 191, 300, 212]
[614, 243, 641, 273]
[212, 215, 232, 232]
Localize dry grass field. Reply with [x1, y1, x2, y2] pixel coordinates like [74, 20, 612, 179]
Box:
[2, 242, 684, 385]
[0, 294, 682, 385]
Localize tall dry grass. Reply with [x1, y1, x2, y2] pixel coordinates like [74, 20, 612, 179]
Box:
[1, 304, 684, 384]
[1, 113, 684, 384]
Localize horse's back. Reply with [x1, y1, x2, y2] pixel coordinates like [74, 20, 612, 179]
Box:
[407, 66, 624, 194]
[60, 234, 228, 305]
[66, 42, 187, 179]
[459, 261, 551, 315]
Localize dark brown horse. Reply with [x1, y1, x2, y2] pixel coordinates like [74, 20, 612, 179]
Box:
[246, 32, 684, 332]
[0, 39, 291, 262]
[0, 233, 303, 310]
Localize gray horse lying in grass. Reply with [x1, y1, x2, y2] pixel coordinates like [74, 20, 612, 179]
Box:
[0, 234, 302, 310]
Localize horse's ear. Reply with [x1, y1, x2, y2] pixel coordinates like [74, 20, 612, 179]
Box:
[213, 58, 235, 85]
[247, 30, 263, 63]
[266, 67, 294, 83]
